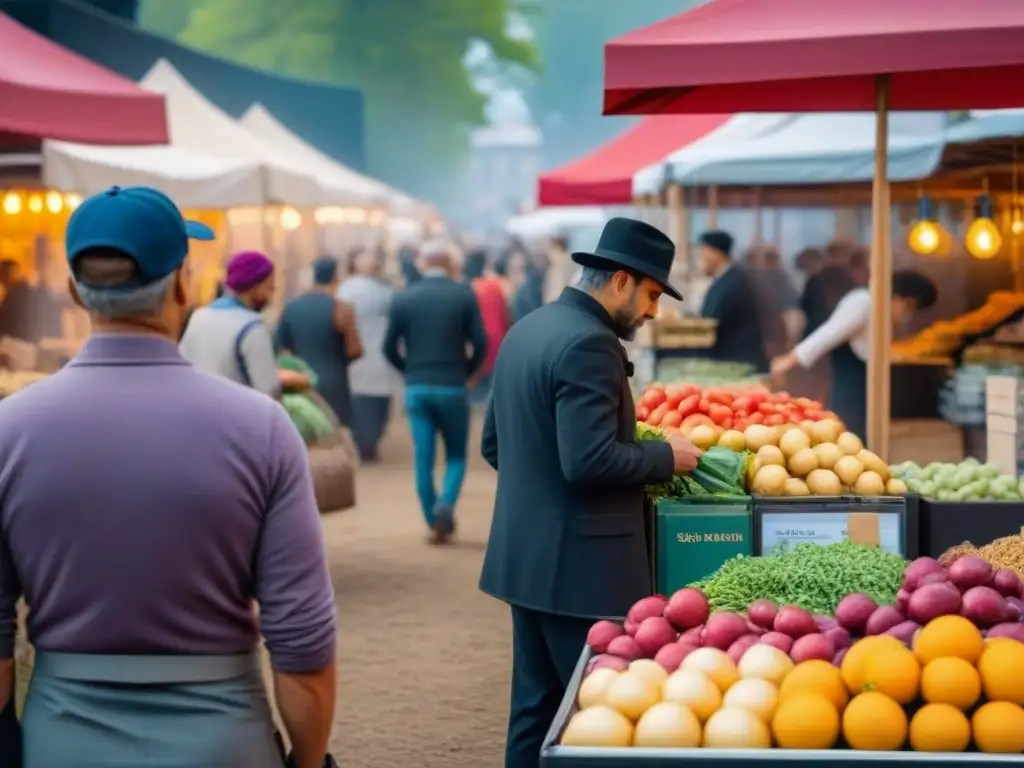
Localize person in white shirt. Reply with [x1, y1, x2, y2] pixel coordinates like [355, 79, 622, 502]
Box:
[770, 269, 937, 437]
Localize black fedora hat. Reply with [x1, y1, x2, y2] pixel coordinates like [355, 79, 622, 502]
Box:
[572, 217, 682, 300]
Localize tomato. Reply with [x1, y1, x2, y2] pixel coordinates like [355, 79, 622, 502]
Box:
[644, 388, 667, 408]
[731, 396, 753, 413]
[665, 386, 688, 409]
[661, 410, 683, 429]
[746, 411, 764, 425]
[719, 416, 733, 430]
[698, 397, 712, 414]
[677, 394, 701, 419]
[765, 413, 786, 426]
[708, 404, 733, 424]
[676, 383, 701, 399]
[681, 413, 714, 430]
[758, 402, 777, 415]
[773, 391, 792, 403]
[636, 404, 650, 421]
[732, 419, 747, 431]
[794, 397, 815, 409]
[803, 409, 824, 422]
[706, 391, 734, 406]
[648, 403, 670, 426]
[747, 391, 768, 405]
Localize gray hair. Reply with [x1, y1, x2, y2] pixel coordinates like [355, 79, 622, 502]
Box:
[72, 251, 173, 318]
[574, 266, 618, 292]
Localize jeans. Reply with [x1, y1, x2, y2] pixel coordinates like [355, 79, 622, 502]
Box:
[404, 385, 470, 527]
[350, 395, 392, 460]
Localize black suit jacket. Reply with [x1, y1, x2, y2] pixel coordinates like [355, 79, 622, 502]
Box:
[478, 289, 674, 619]
[700, 267, 768, 372]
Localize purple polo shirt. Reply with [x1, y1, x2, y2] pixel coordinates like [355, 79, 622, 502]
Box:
[0, 334, 336, 674]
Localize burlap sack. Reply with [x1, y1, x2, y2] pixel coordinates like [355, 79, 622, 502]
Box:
[304, 390, 357, 513]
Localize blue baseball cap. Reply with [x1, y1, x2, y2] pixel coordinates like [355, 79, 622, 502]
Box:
[65, 185, 214, 285]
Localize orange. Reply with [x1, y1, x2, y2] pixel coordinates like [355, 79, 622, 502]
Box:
[909, 704, 971, 752]
[842, 692, 907, 751]
[771, 693, 840, 749]
[862, 645, 920, 704]
[977, 639, 1024, 705]
[841, 635, 904, 694]
[972, 702, 1024, 753]
[914, 615, 984, 665]
[920, 657, 981, 710]
[779, 660, 848, 711]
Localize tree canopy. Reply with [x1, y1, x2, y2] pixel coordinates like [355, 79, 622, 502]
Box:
[139, 0, 537, 201]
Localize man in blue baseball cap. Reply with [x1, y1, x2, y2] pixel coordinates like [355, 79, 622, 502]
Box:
[0, 186, 338, 767]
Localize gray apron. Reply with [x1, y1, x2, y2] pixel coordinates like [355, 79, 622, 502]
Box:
[23, 651, 283, 768]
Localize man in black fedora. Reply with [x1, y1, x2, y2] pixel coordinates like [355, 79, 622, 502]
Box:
[698, 230, 768, 371]
[479, 217, 703, 767]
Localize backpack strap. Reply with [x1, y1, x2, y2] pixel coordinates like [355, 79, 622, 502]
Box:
[234, 318, 265, 387]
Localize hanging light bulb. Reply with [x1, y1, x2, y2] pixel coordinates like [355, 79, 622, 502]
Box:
[280, 207, 302, 230]
[907, 196, 942, 255]
[64, 193, 82, 210]
[1, 192, 21, 215]
[45, 191, 64, 214]
[1013, 207, 1024, 236]
[27, 194, 43, 214]
[965, 194, 1003, 259]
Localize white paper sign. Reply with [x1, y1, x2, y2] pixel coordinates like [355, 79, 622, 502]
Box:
[760, 512, 903, 556]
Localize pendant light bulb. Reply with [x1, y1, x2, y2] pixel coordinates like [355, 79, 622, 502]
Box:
[965, 195, 1002, 259]
[907, 196, 941, 255]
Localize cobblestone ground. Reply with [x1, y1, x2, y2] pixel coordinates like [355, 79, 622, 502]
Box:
[323, 415, 511, 765]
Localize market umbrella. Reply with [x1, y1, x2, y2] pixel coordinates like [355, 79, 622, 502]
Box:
[603, 0, 1024, 458]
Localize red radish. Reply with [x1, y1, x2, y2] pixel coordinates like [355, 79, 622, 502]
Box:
[790, 633, 835, 663]
[726, 634, 761, 664]
[814, 615, 838, 632]
[961, 586, 1008, 628]
[627, 595, 669, 625]
[744, 620, 766, 636]
[759, 631, 794, 654]
[986, 623, 1024, 642]
[907, 582, 962, 625]
[948, 556, 993, 590]
[624, 619, 638, 636]
[884, 620, 920, 647]
[747, 600, 778, 629]
[606, 634, 643, 661]
[918, 572, 951, 588]
[1007, 597, 1024, 621]
[654, 642, 697, 672]
[834, 593, 877, 634]
[663, 588, 709, 630]
[824, 626, 851, 651]
[896, 589, 911, 612]
[704, 612, 749, 650]
[678, 625, 705, 646]
[586, 654, 630, 674]
[833, 648, 849, 666]
[586, 620, 624, 653]
[865, 605, 904, 635]
[990, 569, 1023, 598]
[774, 605, 817, 638]
[902, 557, 946, 591]
[634, 616, 678, 657]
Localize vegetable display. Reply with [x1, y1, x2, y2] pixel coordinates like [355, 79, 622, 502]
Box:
[637, 424, 751, 501]
[892, 458, 1024, 501]
[691, 541, 906, 615]
[941, 533, 1024, 580]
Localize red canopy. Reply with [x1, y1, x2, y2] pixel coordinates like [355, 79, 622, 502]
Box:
[604, 0, 1024, 116]
[0, 12, 168, 144]
[538, 114, 729, 206]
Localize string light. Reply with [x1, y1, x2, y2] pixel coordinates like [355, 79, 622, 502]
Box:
[907, 196, 941, 255]
[2, 192, 22, 215]
[965, 194, 1002, 259]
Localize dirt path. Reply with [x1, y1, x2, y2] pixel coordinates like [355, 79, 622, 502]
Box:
[324, 415, 511, 765]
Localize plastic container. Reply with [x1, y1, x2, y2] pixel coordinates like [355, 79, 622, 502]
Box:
[751, 495, 917, 559]
[655, 498, 752, 595]
[919, 498, 1024, 557]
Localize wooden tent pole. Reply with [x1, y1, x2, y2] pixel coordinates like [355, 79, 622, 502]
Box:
[867, 74, 893, 459]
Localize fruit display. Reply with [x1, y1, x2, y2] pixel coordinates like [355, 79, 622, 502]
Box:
[891, 290, 1024, 359]
[563, 554, 1024, 752]
[636, 383, 837, 435]
[941, 532, 1024, 581]
[892, 458, 1024, 501]
[692, 541, 905, 614]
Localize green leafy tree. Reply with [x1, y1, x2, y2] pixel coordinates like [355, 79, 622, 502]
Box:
[162, 0, 536, 200]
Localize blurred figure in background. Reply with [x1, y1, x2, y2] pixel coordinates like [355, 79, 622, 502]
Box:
[543, 235, 571, 305]
[339, 246, 397, 462]
[698, 230, 767, 372]
[180, 251, 283, 398]
[398, 244, 422, 286]
[384, 240, 486, 544]
[0, 259, 62, 343]
[799, 239, 858, 339]
[275, 256, 363, 428]
[794, 246, 823, 293]
[464, 250, 511, 404]
[511, 246, 548, 323]
[749, 245, 801, 359]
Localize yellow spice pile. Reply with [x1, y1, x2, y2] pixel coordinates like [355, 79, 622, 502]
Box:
[940, 532, 1024, 579]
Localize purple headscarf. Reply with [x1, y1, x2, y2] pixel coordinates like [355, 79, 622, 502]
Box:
[225, 250, 274, 293]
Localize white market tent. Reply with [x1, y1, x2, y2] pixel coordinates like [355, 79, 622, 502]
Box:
[42, 60, 322, 208]
[632, 112, 947, 196]
[243, 104, 384, 208]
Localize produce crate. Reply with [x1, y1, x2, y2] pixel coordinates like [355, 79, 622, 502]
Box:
[541, 647, 1017, 767]
[751, 496, 918, 559]
[655, 499, 752, 594]
[919, 498, 1024, 558]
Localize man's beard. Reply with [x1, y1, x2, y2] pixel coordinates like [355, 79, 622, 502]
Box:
[612, 302, 644, 341]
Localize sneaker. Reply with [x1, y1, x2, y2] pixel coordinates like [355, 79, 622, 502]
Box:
[433, 503, 455, 536]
